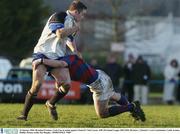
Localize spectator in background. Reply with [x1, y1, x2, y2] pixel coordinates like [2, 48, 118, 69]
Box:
[132, 55, 151, 105]
[122, 54, 135, 102]
[163, 59, 179, 105]
[104, 53, 122, 93]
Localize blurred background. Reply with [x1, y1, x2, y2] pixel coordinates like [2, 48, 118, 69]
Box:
[1, 0, 180, 105]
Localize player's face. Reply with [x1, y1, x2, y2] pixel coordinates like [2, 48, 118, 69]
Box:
[75, 10, 87, 22]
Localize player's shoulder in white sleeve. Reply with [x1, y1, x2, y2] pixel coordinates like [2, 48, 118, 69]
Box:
[64, 11, 75, 28]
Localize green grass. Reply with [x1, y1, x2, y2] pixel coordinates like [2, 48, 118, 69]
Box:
[149, 92, 162, 98]
[0, 103, 180, 128]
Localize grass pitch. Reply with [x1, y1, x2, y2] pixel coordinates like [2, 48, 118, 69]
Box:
[0, 103, 180, 128]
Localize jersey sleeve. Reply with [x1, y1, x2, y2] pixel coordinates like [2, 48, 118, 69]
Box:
[65, 17, 76, 41]
[49, 23, 64, 33]
[64, 16, 74, 28]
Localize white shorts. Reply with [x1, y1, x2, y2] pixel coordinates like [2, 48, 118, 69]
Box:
[89, 70, 114, 101]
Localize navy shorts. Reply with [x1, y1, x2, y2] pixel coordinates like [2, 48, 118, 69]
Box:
[32, 53, 54, 72]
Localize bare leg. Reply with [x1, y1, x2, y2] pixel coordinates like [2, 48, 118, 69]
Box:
[93, 92, 134, 118]
[93, 98, 109, 118]
[46, 68, 71, 120]
[50, 68, 71, 105]
[17, 64, 47, 120]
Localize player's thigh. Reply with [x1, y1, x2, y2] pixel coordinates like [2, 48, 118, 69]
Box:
[51, 67, 71, 84]
[110, 92, 120, 101]
[30, 65, 47, 93]
[32, 65, 47, 81]
[93, 98, 109, 118]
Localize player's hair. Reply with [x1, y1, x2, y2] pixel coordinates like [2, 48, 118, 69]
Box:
[68, 0, 87, 13]
[49, 12, 67, 23]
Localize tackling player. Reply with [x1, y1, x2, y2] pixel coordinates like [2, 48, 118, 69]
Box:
[33, 55, 146, 121]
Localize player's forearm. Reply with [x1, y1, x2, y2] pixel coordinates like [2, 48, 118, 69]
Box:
[77, 51, 83, 59]
[56, 26, 79, 38]
[61, 26, 79, 37]
[66, 41, 82, 58]
[43, 59, 68, 68]
[66, 40, 77, 53]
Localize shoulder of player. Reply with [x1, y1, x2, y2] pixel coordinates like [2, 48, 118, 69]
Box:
[65, 11, 75, 21]
[65, 15, 74, 23]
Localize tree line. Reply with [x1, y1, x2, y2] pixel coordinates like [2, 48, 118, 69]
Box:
[0, 0, 49, 64]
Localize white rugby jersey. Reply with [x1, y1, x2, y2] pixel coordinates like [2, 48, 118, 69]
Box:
[34, 14, 67, 59]
[65, 10, 76, 30]
[64, 11, 77, 55]
[34, 11, 77, 59]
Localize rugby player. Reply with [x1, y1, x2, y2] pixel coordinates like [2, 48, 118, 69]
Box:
[33, 55, 146, 121]
[17, 0, 87, 121]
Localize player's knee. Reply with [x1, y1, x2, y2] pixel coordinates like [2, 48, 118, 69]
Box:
[62, 83, 71, 90]
[30, 81, 42, 94]
[61, 83, 71, 93]
[96, 110, 109, 118]
[97, 112, 108, 118]
[56, 82, 71, 94]
[27, 91, 38, 99]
